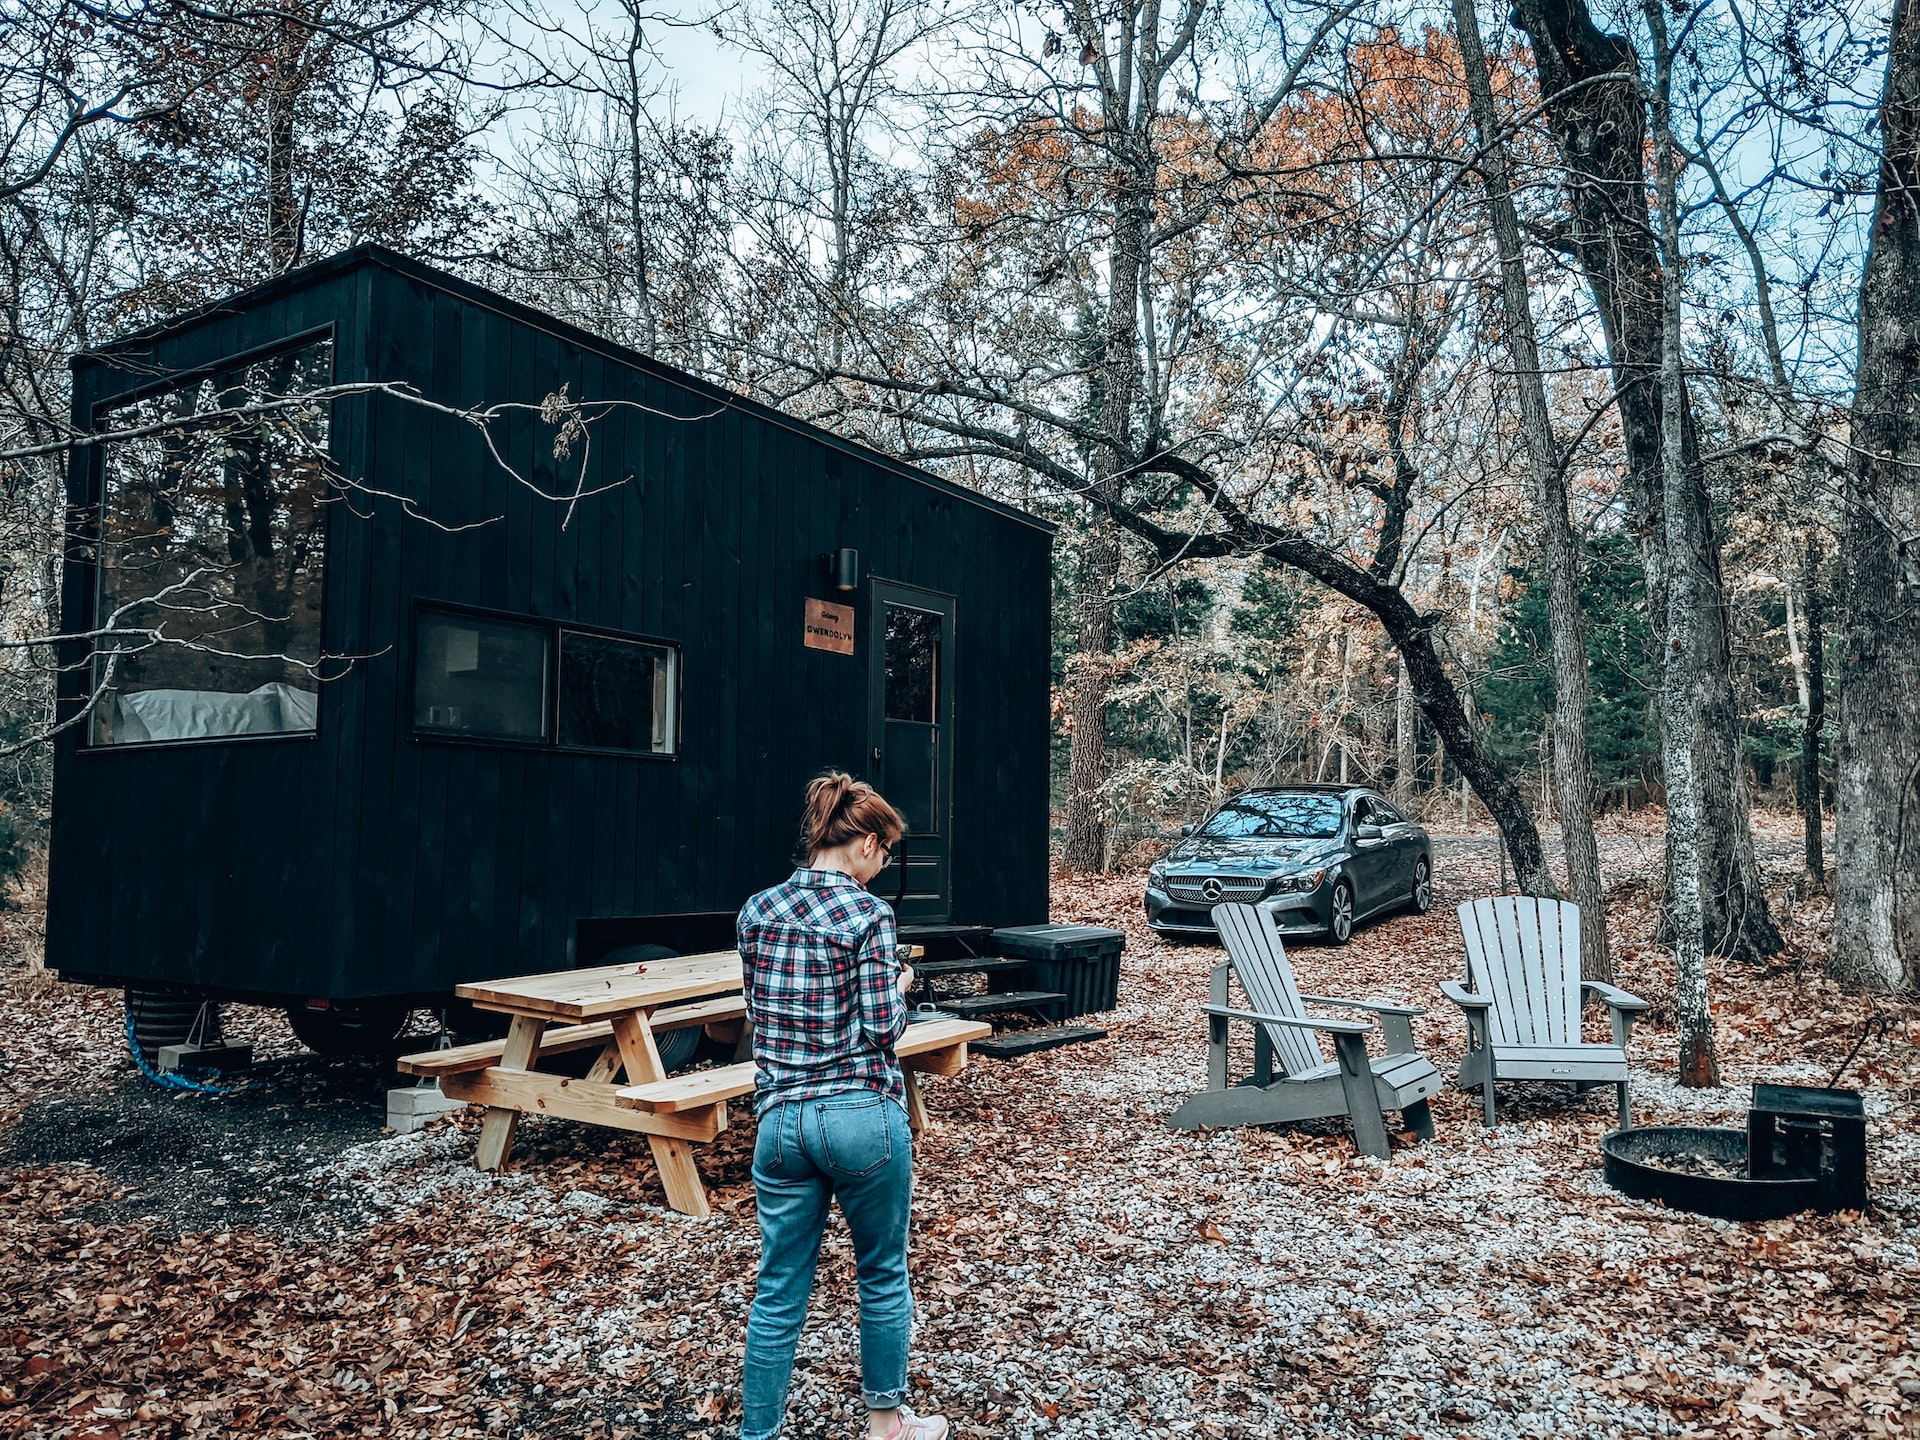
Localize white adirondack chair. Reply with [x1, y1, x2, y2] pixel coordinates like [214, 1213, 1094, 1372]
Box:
[1442, 896, 1650, 1129]
[1168, 902, 1442, 1159]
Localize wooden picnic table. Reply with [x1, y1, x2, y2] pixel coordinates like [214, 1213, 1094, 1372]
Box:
[397, 951, 989, 1217]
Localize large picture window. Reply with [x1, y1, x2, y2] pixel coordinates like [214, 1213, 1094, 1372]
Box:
[89, 337, 333, 746]
[411, 607, 679, 757]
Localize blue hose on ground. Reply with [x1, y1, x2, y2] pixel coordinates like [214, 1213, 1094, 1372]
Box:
[124, 1002, 234, 1094]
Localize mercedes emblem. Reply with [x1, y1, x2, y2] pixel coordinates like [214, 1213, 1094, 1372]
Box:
[1201, 878, 1224, 902]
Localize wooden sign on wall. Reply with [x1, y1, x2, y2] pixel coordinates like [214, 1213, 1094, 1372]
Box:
[804, 597, 856, 654]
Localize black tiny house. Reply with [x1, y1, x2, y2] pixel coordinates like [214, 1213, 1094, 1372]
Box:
[50, 246, 1053, 1039]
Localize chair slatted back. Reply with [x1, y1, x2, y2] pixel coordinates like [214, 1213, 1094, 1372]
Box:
[1211, 903, 1325, 1075]
[1456, 896, 1582, 1046]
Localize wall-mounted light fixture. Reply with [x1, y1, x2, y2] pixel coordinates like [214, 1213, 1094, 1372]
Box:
[826, 547, 860, 593]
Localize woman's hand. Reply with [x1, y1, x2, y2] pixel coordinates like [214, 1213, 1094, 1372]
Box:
[896, 964, 916, 995]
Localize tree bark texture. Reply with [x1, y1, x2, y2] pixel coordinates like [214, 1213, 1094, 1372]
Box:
[1062, 517, 1121, 872]
[1511, 0, 1781, 964]
[263, 18, 309, 276]
[1800, 532, 1827, 889]
[1395, 655, 1416, 799]
[1061, 123, 1150, 874]
[1454, 0, 1610, 980]
[1644, 0, 1718, 1084]
[1836, 0, 1920, 993]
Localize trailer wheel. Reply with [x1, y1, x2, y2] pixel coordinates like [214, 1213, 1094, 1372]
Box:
[599, 944, 703, 1073]
[285, 999, 415, 1057]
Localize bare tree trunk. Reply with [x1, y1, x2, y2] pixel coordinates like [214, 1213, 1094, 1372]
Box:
[1784, 555, 1810, 712]
[1396, 654, 1416, 800]
[1455, 0, 1609, 978]
[1512, 0, 1781, 964]
[264, 21, 307, 275]
[1062, 519, 1119, 873]
[1801, 531, 1827, 890]
[1836, 0, 1920, 992]
[621, 5, 658, 354]
[1062, 150, 1147, 872]
[1644, 0, 1718, 1084]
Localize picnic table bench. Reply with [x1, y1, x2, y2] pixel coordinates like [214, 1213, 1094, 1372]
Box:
[396, 951, 987, 1217]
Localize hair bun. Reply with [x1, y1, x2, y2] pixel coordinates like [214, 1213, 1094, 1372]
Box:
[800, 769, 904, 859]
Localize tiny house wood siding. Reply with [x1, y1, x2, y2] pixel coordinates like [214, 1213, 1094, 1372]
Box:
[50, 248, 1052, 1003]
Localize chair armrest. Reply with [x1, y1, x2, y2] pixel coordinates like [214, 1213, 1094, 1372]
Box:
[1582, 981, 1650, 1012]
[1298, 993, 1425, 1018]
[1438, 980, 1491, 1011]
[1200, 1004, 1369, 1036]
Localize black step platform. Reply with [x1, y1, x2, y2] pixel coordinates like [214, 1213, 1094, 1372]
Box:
[897, 925, 999, 948]
[936, 990, 1066, 1018]
[972, 1024, 1110, 1060]
[914, 957, 1030, 979]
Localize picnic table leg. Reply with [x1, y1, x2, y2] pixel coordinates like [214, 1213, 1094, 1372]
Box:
[474, 1015, 545, 1172]
[902, 1069, 930, 1135]
[583, 1041, 623, 1085]
[613, 1013, 712, 1218]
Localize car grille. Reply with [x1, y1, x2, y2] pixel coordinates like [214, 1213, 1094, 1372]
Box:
[1165, 875, 1268, 905]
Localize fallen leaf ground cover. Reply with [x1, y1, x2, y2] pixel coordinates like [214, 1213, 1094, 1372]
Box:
[1, 817, 1916, 1439]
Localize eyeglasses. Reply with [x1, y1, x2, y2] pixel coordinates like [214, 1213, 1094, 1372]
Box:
[874, 837, 895, 860]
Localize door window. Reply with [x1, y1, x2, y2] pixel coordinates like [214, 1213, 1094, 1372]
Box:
[881, 603, 941, 832]
[884, 607, 939, 723]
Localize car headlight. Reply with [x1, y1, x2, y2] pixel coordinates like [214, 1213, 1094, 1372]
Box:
[1148, 862, 1168, 887]
[1269, 868, 1326, 894]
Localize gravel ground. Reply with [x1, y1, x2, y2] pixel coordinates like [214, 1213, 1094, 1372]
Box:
[2, 820, 1917, 1439]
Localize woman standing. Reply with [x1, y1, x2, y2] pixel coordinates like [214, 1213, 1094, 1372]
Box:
[736, 772, 947, 1440]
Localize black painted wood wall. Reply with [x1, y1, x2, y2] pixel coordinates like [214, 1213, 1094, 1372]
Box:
[50, 248, 1052, 1003]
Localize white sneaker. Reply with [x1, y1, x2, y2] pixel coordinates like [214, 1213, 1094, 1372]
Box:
[870, 1406, 949, 1440]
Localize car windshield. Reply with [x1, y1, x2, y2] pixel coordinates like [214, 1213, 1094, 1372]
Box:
[1198, 794, 1344, 840]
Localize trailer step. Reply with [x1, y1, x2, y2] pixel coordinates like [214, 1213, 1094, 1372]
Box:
[936, 990, 1066, 1018]
[897, 925, 999, 945]
[972, 1025, 1110, 1060]
[914, 957, 1029, 979]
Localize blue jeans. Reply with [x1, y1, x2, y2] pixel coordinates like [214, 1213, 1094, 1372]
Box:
[740, 1090, 914, 1440]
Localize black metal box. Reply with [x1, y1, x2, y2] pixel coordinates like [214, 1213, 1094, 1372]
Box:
[989, 924, 1125, 1018]
[1748, 1084, 1868, 1212]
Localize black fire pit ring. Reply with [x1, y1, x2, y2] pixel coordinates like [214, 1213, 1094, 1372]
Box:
[1601, 1126, 1819, 1222]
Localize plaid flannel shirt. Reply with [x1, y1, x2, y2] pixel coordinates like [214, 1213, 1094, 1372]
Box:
[737, 868, 908, 1116]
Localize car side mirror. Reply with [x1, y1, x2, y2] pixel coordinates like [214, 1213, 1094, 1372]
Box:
[1179, 824, 1196, 838]
[1355, 823, 1384, 843]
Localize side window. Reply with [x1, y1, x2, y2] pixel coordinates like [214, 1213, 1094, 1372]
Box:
[1349, 796, 1372, 828]
[558, 630, 678, 755]
[1373, 798, 1405, 825]
[411, 607, 681, 757]
[413, 611, 550, 742]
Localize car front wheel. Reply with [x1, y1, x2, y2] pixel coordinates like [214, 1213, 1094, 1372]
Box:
[1326, 879, 1355, 945]
[1410, 856, 1434, 914]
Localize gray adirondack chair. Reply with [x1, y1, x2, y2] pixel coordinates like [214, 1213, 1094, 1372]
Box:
[1168, 902, 1442, 1159]
[1442, 895, 1650, 1129]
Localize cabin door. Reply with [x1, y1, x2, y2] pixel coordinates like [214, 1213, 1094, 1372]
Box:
[868, 581, 956, 924]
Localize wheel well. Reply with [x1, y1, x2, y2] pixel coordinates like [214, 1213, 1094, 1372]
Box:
[573, 912, 736, 967]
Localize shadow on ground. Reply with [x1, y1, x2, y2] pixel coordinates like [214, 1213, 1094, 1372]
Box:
[1, 1052, 399, 1236]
